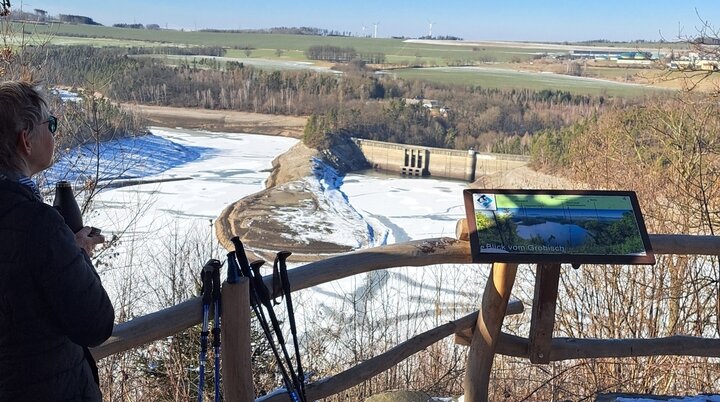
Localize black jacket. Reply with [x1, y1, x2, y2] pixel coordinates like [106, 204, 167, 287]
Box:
[0, 179, 115, 401]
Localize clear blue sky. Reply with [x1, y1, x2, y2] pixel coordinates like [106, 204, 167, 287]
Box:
[20, 0, 720, 42]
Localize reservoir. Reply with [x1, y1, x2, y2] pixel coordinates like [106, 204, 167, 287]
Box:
[516, 221, 590, 247]
[52, 128, 474, 319]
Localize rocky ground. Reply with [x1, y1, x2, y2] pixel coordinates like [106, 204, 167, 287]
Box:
[215, 136, 371, 262]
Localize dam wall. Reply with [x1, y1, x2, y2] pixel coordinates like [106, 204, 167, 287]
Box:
[354, 138, 529, 181]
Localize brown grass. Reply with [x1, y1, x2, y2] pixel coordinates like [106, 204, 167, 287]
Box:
[121, 103, 307, 137]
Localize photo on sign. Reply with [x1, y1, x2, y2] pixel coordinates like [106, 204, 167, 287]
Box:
[464, 190, 655, 264]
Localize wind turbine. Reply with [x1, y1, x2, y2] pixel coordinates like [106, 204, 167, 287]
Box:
[373, 22, 379, 38]
[361, 24, 366, 37]
[428, 20, 434, 38]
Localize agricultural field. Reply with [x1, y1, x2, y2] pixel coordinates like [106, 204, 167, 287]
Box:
[132, 54, 338, 73]
[385, 66, 667, 97]
[20, 21, 678, 62]
[22, 22, 548, 62]
[11, 21, 704, 96]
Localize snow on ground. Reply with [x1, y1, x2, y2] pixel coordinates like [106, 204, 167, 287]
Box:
[45, 126, 481, 324]
[278, 161, 484, 373]
[269, 158, 375, 250]
[45, 132, 208, 185]
[47, 128, 297, 229]
[342, 170, 467, 242]
[45, 128, 717, 400]
[45, 128, 297, 311]
[305, 168, 472, 309]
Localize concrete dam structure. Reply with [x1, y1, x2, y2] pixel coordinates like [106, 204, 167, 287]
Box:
[354, 138, 529, 182]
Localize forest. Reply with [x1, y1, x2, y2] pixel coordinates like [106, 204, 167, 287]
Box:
[33, 44, 633, 154]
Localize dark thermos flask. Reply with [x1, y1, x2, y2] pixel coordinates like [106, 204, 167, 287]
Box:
[53, 181, 84, 233]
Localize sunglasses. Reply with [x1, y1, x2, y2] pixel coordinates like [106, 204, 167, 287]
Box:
[44, 115, 57, 134]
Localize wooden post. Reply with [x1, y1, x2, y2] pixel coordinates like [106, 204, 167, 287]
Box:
[528, 263, 561, 364]
[463, 262, 518, 402]
[221, 277, 254, 401]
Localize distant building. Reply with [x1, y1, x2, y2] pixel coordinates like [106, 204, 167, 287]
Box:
[667, 52, 720, 71]
[569, 50, 654, 61]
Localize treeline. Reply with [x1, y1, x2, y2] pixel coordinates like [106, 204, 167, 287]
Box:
[305, 46, 358, 62]
[303, 100, 453, 150]
[58, 14, 100, 25]
[306, 45, 387, 64]
[50, 91, 146, 149]
[530, 94, 720, 235]
[359, 52, 386, 64]
[113, 23, 161, 30]
[9, 10, 100, 25]
[113, 23, 145, 29]
[418, 35, 464, 41]
[302, 85, 602, 153]
[2, 45, 144, 148]
[126, 46, 226, 57]
[199, 26, 350, 36]
[40, 45, 626, 153]
[524, 94, 720, 397]
[305, 46, 386, 64]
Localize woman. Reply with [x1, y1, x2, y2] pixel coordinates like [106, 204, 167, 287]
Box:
[0, 80, 114, 401]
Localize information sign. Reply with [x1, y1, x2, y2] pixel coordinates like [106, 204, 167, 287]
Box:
[463, 189, 655, 264]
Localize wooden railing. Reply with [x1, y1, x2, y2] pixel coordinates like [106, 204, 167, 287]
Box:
[90, 233, 720, 401]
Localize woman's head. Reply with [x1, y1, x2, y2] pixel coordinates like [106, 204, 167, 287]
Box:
[0, 80, 54, 175]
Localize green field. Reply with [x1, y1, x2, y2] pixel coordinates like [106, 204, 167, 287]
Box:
[43, 29, 537, 63]
[12, 21, 688, 96]
[387, 67, 667, 97]
[17, 22, 645, 63]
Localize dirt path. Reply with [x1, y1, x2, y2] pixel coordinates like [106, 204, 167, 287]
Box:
[121, 103, 307, 137]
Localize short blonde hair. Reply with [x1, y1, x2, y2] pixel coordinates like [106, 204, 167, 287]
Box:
[0, 80, 49, 172]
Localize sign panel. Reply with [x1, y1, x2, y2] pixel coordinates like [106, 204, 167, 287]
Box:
[463, 189, 655, 264]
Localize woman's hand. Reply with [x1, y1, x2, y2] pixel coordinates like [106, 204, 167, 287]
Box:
[74, 226, 105, 257]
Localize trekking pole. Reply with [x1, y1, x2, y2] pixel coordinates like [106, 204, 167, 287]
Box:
[197, 259, 219, 402]
[230, 237, 300, 402]
[250, 259, 306, 402]
[211, 260, 222, 402]
[226, 251, 240, 284]
[276, 251, 307, 399]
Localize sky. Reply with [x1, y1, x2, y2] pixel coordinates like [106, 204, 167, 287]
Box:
[20, 1, 720, 42]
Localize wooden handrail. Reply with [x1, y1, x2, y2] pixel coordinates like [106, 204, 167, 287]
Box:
[648, 234, 720, 256]
[91, 234, 720, 360]
[495, 332, 720, 360]
[257, 302, 524, 402]
[92, 237, 468, 359]
[92, 297, 202, 360]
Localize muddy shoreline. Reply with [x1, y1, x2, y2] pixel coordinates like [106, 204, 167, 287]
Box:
[122, 103, 307, 137]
